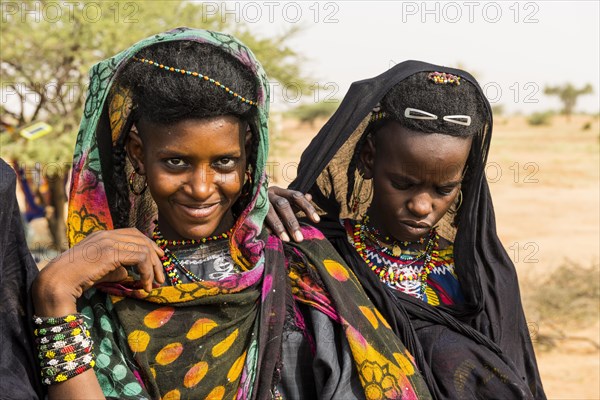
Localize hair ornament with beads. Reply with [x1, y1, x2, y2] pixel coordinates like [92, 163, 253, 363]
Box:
[427, 71, 461, 86]
[369, 111, 388, 123]
[132, 56, 257, 106]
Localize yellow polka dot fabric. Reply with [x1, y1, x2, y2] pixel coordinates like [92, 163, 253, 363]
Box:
[112, 282, 259, 399]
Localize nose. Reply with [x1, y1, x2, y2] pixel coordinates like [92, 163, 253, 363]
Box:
[407, 191, 433, 218]
[186, 165, 214, 200]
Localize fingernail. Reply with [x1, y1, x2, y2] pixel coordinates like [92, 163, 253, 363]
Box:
[294, 231, 304, 242]
[313, 213, 320, 222]
[281, 232, 290, 242]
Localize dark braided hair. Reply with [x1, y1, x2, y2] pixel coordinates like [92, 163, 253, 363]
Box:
[346, 71, 489, 208]
[111, 40, 260, 228]
[112, 119, 134, 229]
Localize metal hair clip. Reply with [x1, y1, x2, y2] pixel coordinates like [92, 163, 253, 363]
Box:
[443, 115, 472, 126]
[404, 108, 438, 120]
[404, 108, 472, 126]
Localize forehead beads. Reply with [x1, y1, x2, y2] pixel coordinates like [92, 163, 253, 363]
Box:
[132, 56, 256, 106]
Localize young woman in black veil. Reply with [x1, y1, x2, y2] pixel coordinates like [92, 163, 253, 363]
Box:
[267, 61, 546, 398]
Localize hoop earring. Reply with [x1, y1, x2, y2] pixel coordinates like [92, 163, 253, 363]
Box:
[241, 169, 253, 198]
[455, 189, 463, 212]
[128, 170, 147, 195]
[351, 171, 373, 212]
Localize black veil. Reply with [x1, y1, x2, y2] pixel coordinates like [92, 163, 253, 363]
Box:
[0, 159, 46, 399]
[290, 61, 545, 398]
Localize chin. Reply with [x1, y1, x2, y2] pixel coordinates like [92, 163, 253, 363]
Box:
[169, 218, 217, 240]
[187, 224, 221, 240]
[391, 228, 428, 242]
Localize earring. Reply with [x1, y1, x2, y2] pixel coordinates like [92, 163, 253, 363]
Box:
[351, 170, 373, 213]
[240, 169, 253, 198]
[128, 170, 147, 195]
[455, 189, 463, 212]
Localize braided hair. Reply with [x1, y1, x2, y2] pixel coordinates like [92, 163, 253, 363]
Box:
[111, 41, 260, 228]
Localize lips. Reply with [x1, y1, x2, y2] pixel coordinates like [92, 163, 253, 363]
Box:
[176, 202, 220, 219]
[401, 220, 432, 229]
[399, 220, 432, 237]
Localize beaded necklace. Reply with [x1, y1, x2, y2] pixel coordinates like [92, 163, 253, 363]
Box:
[152, 222, 232, 286]
[362, 220, 426, 257]
[349, 217, 439, 296]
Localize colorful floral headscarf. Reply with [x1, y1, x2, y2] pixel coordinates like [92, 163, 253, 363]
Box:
[67, 28, 431, 399]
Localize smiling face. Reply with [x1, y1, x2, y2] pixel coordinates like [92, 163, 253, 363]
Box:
[360, 121, 472, 242]
[127, 116, 251, 241]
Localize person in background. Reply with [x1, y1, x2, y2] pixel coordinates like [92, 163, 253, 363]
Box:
[0, 158, 46, 399]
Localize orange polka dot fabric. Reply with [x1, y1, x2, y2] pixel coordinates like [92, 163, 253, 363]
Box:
[112, 278, 261, 399]
[85, 228, 431, 399]
[277, 230, 432, 399]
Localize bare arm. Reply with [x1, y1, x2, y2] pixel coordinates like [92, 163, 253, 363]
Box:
[32, 228, 165, 399]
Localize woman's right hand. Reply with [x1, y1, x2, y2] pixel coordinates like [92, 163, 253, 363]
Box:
[32, 228, 165, 317]
[266, 186, 320, 242]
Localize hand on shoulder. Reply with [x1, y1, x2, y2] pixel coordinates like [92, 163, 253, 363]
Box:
[266, 186, 320, 243]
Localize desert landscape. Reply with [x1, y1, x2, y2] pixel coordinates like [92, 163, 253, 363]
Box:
[24, 113, 599, 398]
[268, 114, 600, 399]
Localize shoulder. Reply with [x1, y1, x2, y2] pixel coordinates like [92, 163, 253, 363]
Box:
[286, 224, 344, 257]
[437, 235, 454, 252]
[298, 224, 326, 240]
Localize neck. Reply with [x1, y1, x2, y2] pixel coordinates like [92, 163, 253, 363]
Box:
[363, 212, 430, 251]
[158, 211, 235, 241]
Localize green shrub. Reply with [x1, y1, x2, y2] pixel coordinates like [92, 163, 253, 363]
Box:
[527, 111, 554, 126]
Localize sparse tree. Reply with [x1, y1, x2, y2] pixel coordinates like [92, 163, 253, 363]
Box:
[1, 0, 312, 250]
[544, 83, 593, 121]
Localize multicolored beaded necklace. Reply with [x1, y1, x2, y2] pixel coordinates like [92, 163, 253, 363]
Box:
[151, 222, 232, 286]
[362, 218, 427, 257]
[349, 216, 440, 295]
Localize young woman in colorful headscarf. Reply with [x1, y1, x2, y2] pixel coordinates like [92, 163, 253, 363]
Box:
[267, 61, 546, 399]
[30, 29, 432, 399]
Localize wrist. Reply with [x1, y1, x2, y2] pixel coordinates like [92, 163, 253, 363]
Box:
[32, 269, 79, 317]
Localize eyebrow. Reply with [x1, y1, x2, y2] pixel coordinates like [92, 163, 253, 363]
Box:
[388, 172, 463, 186]
[155, 149, 242, 158]
[438, 180, 463, 187]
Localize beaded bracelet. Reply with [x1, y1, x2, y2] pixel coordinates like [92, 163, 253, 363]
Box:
[34, 313, 96, 386]
[34, 318, 84, 337]
[39, 343, 93, 363]
[41, 356, 96, 385]
[42, 353, 95, 374]
[42, 349, 95, 371]
[36, 326, 91, 345]
[34, 314, 82, 327]
[37, 332, 91, 352]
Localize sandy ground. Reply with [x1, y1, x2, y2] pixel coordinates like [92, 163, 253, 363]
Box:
[21, 114, 599, 398]
[269, 114, 600, 399]
[486, 116, 599, 399]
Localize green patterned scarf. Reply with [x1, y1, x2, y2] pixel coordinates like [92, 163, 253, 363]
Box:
[69, 28, 431, 399]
